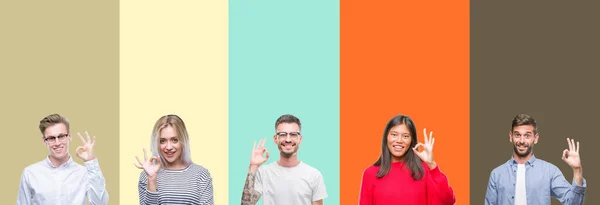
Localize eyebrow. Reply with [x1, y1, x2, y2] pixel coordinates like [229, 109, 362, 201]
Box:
[46, 133, 68, 137]
[513, 131, 533, 134]
[390, 131, 409, 134]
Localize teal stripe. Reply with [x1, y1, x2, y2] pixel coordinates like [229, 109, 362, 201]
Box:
[228, 0, 340, 204]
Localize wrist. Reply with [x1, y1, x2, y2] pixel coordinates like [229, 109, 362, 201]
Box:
[573, 167, 583, 186]
[147, 173, 158, 179]
[426, 161, 437, 169]
[249, 164, 260, 173]
[573, 167, 583, 175]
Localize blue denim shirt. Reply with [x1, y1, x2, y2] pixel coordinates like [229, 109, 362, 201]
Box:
[485, 155, 586, 205]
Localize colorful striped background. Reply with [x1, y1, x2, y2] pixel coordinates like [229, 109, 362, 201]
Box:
[3, 0, 599, 204]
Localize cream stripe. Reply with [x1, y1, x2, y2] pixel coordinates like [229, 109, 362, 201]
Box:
[120, 1, 228, 204]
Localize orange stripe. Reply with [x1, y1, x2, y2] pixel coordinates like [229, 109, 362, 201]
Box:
[340, 0, 470, 204]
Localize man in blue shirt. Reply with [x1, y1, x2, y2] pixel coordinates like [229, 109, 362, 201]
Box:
[485, 114, 586, 205]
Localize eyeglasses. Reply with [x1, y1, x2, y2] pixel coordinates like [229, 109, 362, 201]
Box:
[44, 133, 69, 143]
[276, 132, 300, 139]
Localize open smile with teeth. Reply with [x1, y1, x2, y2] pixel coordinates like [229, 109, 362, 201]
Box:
[164, 151, 176, 157]
[392, 145, 405, 151]
[517, 145, 528, 151]
[53, 147, 64, 152]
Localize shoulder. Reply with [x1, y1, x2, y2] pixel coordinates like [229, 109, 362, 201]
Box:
[189, 163, 212, 180]
[359, 165, 380, 185]
[23, 160, 43, 171]
[489, 160, 511, 179]
[532, 157, 560, 172]
[189, 163, 210, 173]
[21, 163, 39, 178]
[299, 162, 322, 174]
[258, 161, 277, 173]
[22, 159, 50, 175]
[533, 157, 555, 167]
[298, 162, 327, 185]
[72, 161, 86, 171]
[491, 160, 511, 173]
[362, 165, 380, 178]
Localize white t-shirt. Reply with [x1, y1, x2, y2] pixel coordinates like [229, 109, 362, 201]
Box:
[255, 161, 328, 205]
[514, 164, 527, 205]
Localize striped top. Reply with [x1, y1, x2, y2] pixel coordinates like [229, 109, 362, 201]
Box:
[138, 163, 214, 205]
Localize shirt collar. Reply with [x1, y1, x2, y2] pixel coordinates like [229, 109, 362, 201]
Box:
[510, 154, 537, 166]
[44, 155, 73, 168]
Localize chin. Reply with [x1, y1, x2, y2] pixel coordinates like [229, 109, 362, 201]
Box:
[281, 151, 296, 157]
[52, 154, 68, 160]
[392, 151, 406, 158]
[166, 157, 179, 163]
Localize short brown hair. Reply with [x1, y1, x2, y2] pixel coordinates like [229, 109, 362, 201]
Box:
[275, 114, 301, 130]
[511, 114, 537, 133]
[39, 114, 70, 135]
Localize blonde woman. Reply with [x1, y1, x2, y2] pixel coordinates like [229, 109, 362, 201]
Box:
[135, 114, 214, 205]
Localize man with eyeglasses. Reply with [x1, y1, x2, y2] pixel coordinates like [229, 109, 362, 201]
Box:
[17, 114, 109, 205]
[241, 114, 327, 205]
[485, 114, 586, 205]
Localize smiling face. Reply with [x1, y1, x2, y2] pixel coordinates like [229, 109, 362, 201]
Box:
[387, 124, 412, 162]
[43, 123, 71, 164]
[510, 125, 539, 158]
[159, 126, 183, 167]
[274, 122, 302, 158]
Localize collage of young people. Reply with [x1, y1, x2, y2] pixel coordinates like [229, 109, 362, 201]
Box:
[15, 113, 587, 205]
[4, 0, 597, 205]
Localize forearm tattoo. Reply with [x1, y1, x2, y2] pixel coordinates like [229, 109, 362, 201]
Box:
[241, 172, 261, 205]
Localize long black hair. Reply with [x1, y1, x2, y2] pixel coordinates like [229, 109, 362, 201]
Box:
[373, 114, 424, 180]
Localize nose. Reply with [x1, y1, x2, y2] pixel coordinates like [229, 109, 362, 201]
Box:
[50, 139, 61, 145]
[281, 134, 292, 140]
[166, 141, 173, 149]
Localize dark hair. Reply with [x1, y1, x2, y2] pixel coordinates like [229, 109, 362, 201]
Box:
[511, 114, 537, 133]
[275, 114, 301, 130]
[374, 114, 424, 180]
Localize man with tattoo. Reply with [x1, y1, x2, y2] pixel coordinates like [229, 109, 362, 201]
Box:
[241, 114, 328, 205]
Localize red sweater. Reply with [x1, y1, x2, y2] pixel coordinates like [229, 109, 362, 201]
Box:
[359, 162, 456, 205]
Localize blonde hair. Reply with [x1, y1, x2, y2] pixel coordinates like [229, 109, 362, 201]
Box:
[39, 114, 70, 136]
[150, 114, 192, 168]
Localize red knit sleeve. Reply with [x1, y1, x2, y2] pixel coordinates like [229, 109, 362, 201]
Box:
[359, 166, 376, 205]
[425, 164, 456, 205]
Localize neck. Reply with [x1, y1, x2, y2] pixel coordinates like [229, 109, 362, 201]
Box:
[278, 154, 300, 167]
[49, 155, 70, 167]
[392, 155, 405, 163]
[513, 152, 533, 164]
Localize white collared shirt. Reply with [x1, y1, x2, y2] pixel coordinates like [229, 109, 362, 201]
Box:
[17, 156, 109, 205]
